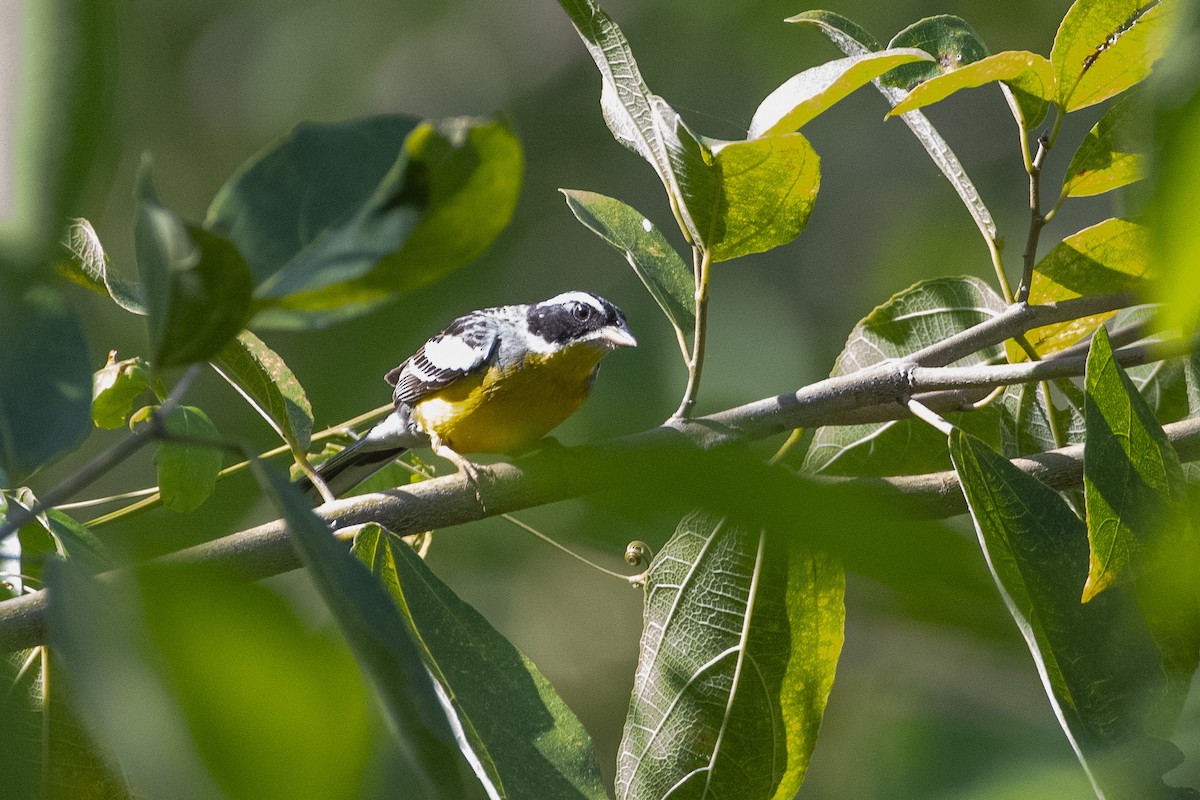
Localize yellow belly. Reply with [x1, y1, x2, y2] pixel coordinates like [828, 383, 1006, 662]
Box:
[411, 345, 604, 454]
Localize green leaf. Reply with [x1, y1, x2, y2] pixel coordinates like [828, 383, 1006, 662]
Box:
[1052, 0, 1179, 112]
[252, 463, 477, 800]
[0, 0, 114, 280]
[950, 430, 1192, 798]
[1, 488, 109, 584]
[0, 286, 91, 481]
[208, 115, 520, 329]
[135, 167, 254, 367]
[554, 0, 713, 247]
[56, 218, 147, 314]
[705, 134, 821, 262]
[211, 331, 313, 452]
[805, 276, 1007, 476]
[615, 512, 844, 800]
[1063, 95, 1146, 197]
[790, 9, 999, 244]
[560, 190, 693, 332]
[1083, 326, 1190, 600]
[999, 379, 1086, 457]
[887, 50, 1054, 130]
[786, 10, 883, 53]
[881, 15, 990, 90]
[354, 524, 609, 800]
[92, 353, 151, 430]
[1015, 218, 1151, 360]
[154, 406, 222, 513]
[748, 49, 934, 138]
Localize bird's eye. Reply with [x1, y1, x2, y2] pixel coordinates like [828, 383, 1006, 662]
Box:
[572, 304, 592, 321]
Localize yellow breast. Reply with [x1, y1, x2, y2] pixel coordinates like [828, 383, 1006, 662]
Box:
[411, 344, 606, 454]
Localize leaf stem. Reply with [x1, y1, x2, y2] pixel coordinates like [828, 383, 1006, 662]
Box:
[673, 246, 712, 419]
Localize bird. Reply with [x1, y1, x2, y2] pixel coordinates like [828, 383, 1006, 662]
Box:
[299, 291, 637, 501]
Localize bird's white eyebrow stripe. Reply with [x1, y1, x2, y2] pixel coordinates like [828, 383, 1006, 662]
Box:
[545, 291, 604, 312]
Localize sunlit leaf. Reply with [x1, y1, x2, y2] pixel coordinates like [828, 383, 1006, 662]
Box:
[1082, 326, 1190, 600]
[92, 353, 151, 430]
[135, 166, 253, 367]
[211, 331, 313, 452]
[355, 524, 609, 800]
[887, 50, 1054, 129]
[253, 464, 478, 800]
[705, 134, 821, 262]
[1063, 95, 1146, 197]
[56, 218, 146, 314]
[560, 190, 694, 332]
[951, 431, 1191, 798]
[805, 276, 1007, 476]
[0, 0, 114, 280]
[749, 49, 933, 138]
[615, 512, 844, 800]
[154, 406, 222, 513]
[881, 15, 990, 90]
[0, 286, 91, 482]
[790, 9, 998, 243]
[1052, 0, 1179, 112]
[1014, 218, 1151, 360]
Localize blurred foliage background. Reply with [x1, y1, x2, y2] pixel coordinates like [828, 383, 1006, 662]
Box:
[26, 0, 1196, 795]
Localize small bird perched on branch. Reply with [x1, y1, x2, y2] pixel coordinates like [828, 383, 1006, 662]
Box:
[300, 291, 637, 500]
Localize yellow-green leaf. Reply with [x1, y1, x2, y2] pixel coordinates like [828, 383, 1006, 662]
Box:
[1062, 95, 1146, 197]
[1013, 218, 1151, 360]
[749, 49, 933, 138]
[887, 50, 1054, 129]
[1051, 0, 1179, 112]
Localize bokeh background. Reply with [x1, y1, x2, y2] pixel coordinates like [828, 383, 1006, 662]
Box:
[31, 0, 1197, 796]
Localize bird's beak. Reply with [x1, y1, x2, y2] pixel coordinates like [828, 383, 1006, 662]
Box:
[600, 324, 638, 348]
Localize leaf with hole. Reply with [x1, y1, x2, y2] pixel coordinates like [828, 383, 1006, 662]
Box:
[1052, 0, 1179, 112]
[881, 15, 990, 90]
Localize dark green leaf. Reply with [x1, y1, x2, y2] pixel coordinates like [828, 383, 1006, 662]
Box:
[999, 380, 1086, 457]
[154, 406, 222, 513]
[786, 10, 883, 53]
[0, 0, 115, 280]
[1052, 0, 1179, 112]
[56, 218, 146, 314]
[1015, 218, 1151, 360]
[561, 189, 694, 331]
[749, 49, 933, 138]
[252, 463, 476, 800]
[887, 50, 1054, 130]
[211, 331, 313, 452]
[881, 15, 990, 90]
[1, 488, 109, 583]
[1083, 326, 1190, 600]
[616, 512, 844, 800]
[207, 115, 520, 329]
[0, 286, 91, 481]
[951, 431, 1192, 798]
[1063, 95, 1146, 197]
[354, 524, 609, 800]
[135, 167, 253, 367]
[805, 277, 1007, 476]
[705, 134, 821, 262]
[92, 353, 151, 430]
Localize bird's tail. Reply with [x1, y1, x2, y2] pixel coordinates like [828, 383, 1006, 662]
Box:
[297, 438, 408, 501]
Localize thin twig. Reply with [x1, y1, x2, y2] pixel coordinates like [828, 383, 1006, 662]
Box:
[0, 364, 204, 541]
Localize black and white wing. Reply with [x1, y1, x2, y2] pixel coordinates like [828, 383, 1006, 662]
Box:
[385, 311, 501, 406]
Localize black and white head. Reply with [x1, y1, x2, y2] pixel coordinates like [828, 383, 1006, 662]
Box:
[525, 291, 637, 352]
